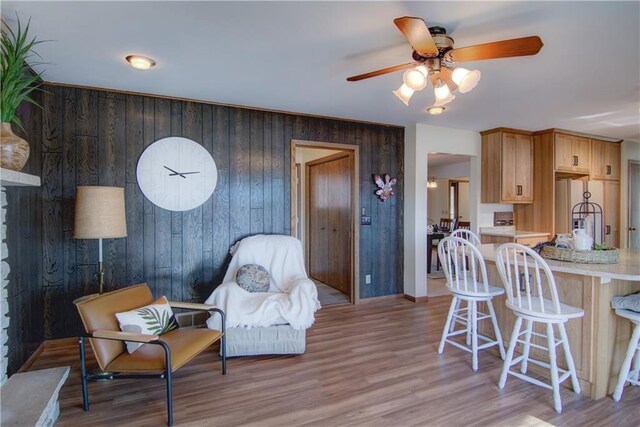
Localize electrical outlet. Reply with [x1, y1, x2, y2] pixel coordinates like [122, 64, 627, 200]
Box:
[365, 274, 371, 284]
[361, 216, 372, 225]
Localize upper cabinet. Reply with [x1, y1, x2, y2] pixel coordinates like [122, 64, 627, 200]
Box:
[591, 139, 621, 180]
[554, 133, 591, 173]
[481, 128, 533, 204]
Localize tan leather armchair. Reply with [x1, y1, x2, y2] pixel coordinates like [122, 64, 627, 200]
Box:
[74, 283, 225, 426]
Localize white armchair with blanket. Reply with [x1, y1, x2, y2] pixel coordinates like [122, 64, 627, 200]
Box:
[205, 234, 321, 356]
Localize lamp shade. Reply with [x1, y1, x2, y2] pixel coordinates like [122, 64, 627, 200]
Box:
[74, 186, 127, 239]
[393, 83, 414, 106]
[451, 67, 481, 94]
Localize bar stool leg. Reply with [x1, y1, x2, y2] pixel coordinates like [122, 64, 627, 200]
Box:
[546, 323, 562, 413]
[438, 296, 458, 354]
[449, 299, 461, 333]
[613, 323, 640, 402]
[520, 319, 533, 374]
[487, 299, 505, 359]
[631, 347, 640, 382]
[466, 300, 472, 346]
[471, 300, 478, 372]
[499, 316, 523, 389]
[558, 321, 581, 394]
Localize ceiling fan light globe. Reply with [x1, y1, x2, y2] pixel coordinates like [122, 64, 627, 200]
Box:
[393, 84, 414, 106]
[434, 92, 455, 107]
[403, 69, 427, 91]
[452, 68, 481, 93]
[415, 64, 429, 77]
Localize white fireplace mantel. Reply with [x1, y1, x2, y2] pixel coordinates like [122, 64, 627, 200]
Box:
[1, 168, 41, 385]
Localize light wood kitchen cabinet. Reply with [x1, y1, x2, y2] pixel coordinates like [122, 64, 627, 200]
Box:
[481, 128, 533, 204]
[591, 139, 621, 180]
[513, 129, 622, 243]
[554, 133, 591, 173]
[602, 180, 620, 247]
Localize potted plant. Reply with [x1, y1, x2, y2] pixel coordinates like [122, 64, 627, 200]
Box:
[1, 17, 44, 171]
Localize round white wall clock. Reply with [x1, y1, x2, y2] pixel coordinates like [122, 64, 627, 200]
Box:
[136, 137, 217, 211]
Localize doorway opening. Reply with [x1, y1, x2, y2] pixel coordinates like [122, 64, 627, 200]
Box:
[426, 153, 473, 297]
[290, 140, 360, 305]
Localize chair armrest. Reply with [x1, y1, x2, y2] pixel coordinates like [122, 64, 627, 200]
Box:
[92, 330, 159, 343]
[168, 301, 217, 311]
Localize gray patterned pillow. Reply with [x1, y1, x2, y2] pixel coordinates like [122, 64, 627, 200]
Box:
[236, 264, 270, 292]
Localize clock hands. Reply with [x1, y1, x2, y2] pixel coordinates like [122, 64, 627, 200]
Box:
[163, 165, 185, 178]
[163, 166, 200, 179]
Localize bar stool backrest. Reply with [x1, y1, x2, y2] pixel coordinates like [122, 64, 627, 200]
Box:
[438, 237, 490, 294]
[495, 243, 562, 316]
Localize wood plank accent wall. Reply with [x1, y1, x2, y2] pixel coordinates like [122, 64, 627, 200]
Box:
[5, 93, 44, 375]
[39, 84, 404, 339]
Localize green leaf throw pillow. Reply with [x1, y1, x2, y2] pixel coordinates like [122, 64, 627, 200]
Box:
[115, 296, 179, 354]
[236, 264, 270, 292]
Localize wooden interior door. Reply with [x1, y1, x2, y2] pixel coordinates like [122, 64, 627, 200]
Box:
[308, 153, 352, 296]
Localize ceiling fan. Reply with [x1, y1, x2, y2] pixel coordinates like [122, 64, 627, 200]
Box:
[346, 16, 543, 114]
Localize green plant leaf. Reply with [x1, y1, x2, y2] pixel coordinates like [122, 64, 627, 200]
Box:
[1, 14, 46, 132]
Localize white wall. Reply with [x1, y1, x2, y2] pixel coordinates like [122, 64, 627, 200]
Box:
[404, 124, 482, 298]
[621, 140, 640, 248]
[427, 179, 451, 224]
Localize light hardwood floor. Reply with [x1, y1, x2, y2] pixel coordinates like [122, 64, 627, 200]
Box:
[28, 297, 639, 426]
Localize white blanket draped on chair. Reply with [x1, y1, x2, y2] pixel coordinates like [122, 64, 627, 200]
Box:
[205, 235, 321, 330]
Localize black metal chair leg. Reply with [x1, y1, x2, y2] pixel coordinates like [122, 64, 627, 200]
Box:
[160, 342, 173, 426]
[79, 336, 89, 411]
[212, 308, 226, 375]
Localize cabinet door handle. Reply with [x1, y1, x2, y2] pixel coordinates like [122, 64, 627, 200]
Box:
[606, 165, 612, 175]
[573, 155, 579, 166]
[606, 225, 611, 235]
[516, 185, 523, 196]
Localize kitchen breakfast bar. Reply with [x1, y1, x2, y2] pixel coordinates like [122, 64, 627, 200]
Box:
[476, 244, 640, 400]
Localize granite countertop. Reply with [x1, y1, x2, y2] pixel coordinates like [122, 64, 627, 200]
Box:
[479, 244, 640, 281]
[480, 227, 550, 238]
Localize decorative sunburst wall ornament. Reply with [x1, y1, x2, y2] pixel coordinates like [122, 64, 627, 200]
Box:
[374, 174, 397, 202]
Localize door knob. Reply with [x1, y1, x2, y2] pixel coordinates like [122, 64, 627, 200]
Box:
[630, 227, 637, 232]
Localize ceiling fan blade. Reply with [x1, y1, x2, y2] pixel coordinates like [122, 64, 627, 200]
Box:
[346, 62, 416, 82]
[439, 67, 458, 92]
[444, 36, 543, 62]
[393, 16, 438, 56]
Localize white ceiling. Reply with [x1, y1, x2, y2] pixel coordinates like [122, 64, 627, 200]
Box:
[428, 153, 470, 168]
[3, 1, 639, 141]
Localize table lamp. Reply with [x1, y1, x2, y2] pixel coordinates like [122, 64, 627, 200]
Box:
[73, 186, 127, 295]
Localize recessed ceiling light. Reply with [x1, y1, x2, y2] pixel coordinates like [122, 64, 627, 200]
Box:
[426, 106, 446, 115]
[126, 55, 156, 70]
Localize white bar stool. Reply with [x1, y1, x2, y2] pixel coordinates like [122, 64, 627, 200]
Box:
[437, 237, 505, 371]
[495, 243, 584, 413]
[448, 229, 482, 335]
[612, 308, 640, 401]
